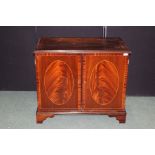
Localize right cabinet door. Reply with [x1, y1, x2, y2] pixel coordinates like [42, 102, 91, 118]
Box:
[82, 53, 129, 111]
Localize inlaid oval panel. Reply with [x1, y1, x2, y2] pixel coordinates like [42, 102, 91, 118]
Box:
[44, 60, 74, 105]
[89, 60, 119, 106]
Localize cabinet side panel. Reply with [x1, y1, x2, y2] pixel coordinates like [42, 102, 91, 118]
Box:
[122, 56, 129, 109]
[35, 54, 42, 109]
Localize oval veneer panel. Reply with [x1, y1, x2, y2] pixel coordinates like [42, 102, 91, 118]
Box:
[44, 60, 74, 105]
[89, 60, 119, 105]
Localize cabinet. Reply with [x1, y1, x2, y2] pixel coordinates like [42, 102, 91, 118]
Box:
[34, 37, 131, 123]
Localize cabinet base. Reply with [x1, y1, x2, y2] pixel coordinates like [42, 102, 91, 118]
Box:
[36, 111, 55, 124]
[36, 109, 126, 124]
[108, 114, 126, 123]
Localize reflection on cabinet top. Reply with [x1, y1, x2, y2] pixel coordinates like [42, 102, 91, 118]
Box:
[35, 37, 131, 54]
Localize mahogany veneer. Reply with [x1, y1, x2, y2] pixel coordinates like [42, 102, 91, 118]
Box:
[34, 37, 131, 123]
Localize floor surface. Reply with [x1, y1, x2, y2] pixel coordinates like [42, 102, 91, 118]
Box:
[0, 91, 155, 129]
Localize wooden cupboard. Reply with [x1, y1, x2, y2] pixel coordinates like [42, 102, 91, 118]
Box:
[34, 37, 131, 123]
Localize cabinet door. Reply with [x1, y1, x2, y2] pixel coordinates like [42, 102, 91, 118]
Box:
[35, 53, 81, 112]
[82, 53, 129, 111]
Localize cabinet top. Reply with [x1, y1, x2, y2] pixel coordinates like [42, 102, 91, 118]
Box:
[35, 37, 131, 53]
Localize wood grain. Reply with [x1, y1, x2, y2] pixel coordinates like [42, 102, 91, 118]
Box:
[44, 60, 74, 105]
[83, 53, 128, 110]
[35, 53, 80, 111]
[89, 60, 119, 105]
[36, 37, 130, 52]
[34, 37, 130, 123]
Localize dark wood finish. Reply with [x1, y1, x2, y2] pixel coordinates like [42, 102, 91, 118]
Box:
[36, 37, 130, 52]
[34, 37, 131, 124]
[35, 53, 81, 111]
[82, 53, 128, 110]
[36, 110, 55, 124]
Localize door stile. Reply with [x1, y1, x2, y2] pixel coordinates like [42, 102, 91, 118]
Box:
[81, 54, 86, 111]
[77, 54, 82, 111]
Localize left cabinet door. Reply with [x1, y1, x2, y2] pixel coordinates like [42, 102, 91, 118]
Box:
[35, 53, 81, 112]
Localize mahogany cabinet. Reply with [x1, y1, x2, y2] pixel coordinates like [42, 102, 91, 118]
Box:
[34, 37, 131, 123]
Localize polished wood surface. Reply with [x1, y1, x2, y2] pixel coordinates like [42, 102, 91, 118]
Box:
[36, 37, 130, 52]
[35, 53, 81, 111]
[44, 60, 74, 105]
[34, 37, 131, 123]
[89, 60, 119, 105]
[82, 53, 128, 110]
